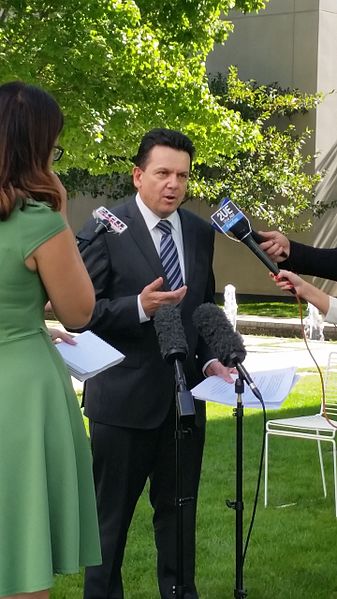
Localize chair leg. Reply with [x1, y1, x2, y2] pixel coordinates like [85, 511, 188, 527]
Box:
[332, 441, 337, 518]
[264, 432, 269, 507]
[316, 434, 327, 498]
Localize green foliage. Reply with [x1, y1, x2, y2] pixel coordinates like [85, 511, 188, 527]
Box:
[0, 1, 322, 230]
[195, 67, 324, 231]
[59, 169, 134, 200]
[0, 0, 266, 172]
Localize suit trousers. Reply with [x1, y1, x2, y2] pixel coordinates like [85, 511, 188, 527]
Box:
[83, 399, 205, 599]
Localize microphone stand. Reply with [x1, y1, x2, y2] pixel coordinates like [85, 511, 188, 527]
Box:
[170, 355, 195, 599]
[226, 370, 247, 599]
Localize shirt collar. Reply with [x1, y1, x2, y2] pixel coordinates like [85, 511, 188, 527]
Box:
[135, 193, 179, 232]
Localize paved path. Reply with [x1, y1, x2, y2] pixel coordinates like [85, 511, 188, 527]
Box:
[243, 333, 337, 372]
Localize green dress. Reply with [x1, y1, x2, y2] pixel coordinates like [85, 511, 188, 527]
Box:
[0, 200, 101, 596]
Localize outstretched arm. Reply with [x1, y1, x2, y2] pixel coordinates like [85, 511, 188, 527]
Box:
[272, 269, 330, 315]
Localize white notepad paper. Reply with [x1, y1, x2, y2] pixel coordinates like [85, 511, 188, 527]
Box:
[191, 367, 299, 409]
[56, 330, 125, 381]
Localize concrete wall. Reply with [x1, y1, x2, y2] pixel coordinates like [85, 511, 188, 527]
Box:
[205, 0, 337, 296]
[310, 0, 337, 294]
[68, 0, 337, 298]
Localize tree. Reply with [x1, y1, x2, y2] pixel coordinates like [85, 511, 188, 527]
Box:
[2, 1, 321, 230]
[0, 0, 267, 171]
[193, 67, 323, 231]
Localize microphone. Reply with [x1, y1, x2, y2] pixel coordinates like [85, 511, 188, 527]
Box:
[211, 198, 281, 275]
[92, 206, 128, 235]
[193, 303, 262, 401]
[153, 305, 195, 421]
[76, 206, 128, 251]
[211, 198, 295, 294]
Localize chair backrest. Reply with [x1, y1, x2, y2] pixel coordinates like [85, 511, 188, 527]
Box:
[321, 351, 337, 419]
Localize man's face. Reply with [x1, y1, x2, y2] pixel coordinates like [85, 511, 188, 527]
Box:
[132, 145, 190, 218]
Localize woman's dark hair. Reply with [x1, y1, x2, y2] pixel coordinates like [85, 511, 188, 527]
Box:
[133, 128, 195, 169]
[0, 81, 64, 220]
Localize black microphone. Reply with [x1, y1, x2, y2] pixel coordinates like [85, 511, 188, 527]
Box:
[211, 198, 295, 294]
[193, 303, 262, 401]
[211, 198, 280, 275]
[153, 305, 195, 421]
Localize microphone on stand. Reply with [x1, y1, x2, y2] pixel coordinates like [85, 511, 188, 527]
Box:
[154, 304, 196, 597]
[192, 303, 262, 401]
[153, 305, 195, 422]
[211, 198, 295, 294]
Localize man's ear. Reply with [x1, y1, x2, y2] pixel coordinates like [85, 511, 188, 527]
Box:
[132, 166, 143, 189]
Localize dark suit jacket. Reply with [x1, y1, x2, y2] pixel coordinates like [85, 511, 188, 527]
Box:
[283, 241, 337, 282]
[77, 197, 216, 430]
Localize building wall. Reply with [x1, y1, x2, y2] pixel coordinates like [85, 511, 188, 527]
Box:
[205, 0, 337, 296]
[68, 0, 337, 298]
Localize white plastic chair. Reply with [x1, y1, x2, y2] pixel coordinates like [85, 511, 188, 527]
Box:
[264, 351, 337, 516]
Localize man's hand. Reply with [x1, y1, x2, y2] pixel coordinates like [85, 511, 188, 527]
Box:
[257, 230, 290, 263]
[205, 359, 236, 383]
[140, 277, 187, 317]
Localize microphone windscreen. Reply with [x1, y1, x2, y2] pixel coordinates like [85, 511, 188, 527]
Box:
[153, 305, 188, 362]
[193, 303, 246, 366]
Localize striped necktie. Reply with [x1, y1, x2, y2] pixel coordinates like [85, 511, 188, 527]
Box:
[157, 220, 184, 290]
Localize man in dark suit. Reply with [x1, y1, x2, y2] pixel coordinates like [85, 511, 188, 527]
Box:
[77, 128, 234, 599]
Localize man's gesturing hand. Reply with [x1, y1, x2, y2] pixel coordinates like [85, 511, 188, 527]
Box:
[140, 277, 187, 317]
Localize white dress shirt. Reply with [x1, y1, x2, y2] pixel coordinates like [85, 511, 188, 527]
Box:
[135, 193, 185, 322]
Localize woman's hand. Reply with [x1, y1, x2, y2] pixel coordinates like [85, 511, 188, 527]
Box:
[271, 269, 330, 315]
[271, 269, 304, 294]
[48, 327, 77, 345]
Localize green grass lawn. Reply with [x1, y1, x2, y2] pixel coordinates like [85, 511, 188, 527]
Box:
[52, 375, 337, 598]
[237, 301, 306, 319]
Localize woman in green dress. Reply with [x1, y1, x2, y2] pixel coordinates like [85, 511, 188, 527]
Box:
[0, 82, 101, 598]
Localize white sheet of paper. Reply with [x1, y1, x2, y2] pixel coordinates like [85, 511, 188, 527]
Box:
[56, 330, 125, 381]
[191, 367, 299, 409]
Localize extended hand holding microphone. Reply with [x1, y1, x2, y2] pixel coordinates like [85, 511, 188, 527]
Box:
[211, 198, 296, 294]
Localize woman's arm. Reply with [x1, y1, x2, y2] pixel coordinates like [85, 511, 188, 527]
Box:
[31, 228, 95, 329]
[272, 269, 330, 315]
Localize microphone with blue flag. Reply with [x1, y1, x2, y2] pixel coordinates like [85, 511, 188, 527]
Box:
[211, 198, 282, 276]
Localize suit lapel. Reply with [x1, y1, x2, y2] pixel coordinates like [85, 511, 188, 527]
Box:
[179, 208, 197, 286]
[123, 199, 169, 286]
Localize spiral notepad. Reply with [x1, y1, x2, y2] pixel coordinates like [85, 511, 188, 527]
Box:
[56, 330, 125, 381]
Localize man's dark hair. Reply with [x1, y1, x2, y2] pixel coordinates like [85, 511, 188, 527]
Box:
[133, 128, 195, 169]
